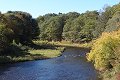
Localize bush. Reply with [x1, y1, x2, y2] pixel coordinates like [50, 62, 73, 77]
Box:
[87, 29, 120, 70]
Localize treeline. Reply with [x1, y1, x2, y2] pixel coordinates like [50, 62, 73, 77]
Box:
[37, 11, 98, 42]
[37, 3, 120, 43]
[1, 3, 120, 53]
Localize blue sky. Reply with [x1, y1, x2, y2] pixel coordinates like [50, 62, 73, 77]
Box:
[0, 0, 120, 18]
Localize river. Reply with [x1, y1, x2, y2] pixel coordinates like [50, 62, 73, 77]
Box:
[0, 48, 97, 80]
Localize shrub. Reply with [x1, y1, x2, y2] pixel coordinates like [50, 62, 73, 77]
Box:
[87, 29, 120, 70]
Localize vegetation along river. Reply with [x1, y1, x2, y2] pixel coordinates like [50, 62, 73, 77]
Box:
[0, 48, 97, 80]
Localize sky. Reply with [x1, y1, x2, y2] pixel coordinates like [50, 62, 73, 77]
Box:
[0, 0, 120, 18]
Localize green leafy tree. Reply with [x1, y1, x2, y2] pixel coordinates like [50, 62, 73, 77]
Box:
[93, 3, 120, 37]
[0, 24, 13, 52]
[4, 11, 40, 44]
[63, 11, 98, 42]
[40, 16, 64, 41]
[105, 11, 120, 32]
[63, 17, 82, 41]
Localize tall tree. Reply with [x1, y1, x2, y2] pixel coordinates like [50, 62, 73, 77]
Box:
[40, 16, 64, 41]
[105, 11, 120, 32]
[0, 23, 13, 52]
[4, 11, 40, 44]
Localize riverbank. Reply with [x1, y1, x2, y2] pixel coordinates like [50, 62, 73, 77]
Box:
[0, 49, 64, 64]
[33, 40, 92, 48]
[0, 48, 97, 80]
[0, 41, 64, 64]
[0, 40, 91, 64]
[0, 48, 64, 64]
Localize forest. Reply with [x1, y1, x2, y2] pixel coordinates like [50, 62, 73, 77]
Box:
[1, 3, 120, 80]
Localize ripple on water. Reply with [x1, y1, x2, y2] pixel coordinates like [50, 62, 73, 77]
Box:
[0, 48, 97, 80]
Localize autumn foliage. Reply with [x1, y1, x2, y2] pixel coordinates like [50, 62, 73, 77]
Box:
[87, 29, 120, 70]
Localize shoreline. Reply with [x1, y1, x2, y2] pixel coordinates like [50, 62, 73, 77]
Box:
[0, 41, 91, 64]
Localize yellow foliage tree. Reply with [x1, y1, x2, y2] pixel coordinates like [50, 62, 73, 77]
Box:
[87, 29, 120, 70]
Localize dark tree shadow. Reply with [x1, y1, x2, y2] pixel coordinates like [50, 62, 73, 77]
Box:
[0, 45, 30, 57]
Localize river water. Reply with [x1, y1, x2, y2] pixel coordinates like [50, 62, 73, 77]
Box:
[0, 48, 97, 80]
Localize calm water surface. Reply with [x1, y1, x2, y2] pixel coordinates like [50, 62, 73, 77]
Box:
[0, 48, 97, 80]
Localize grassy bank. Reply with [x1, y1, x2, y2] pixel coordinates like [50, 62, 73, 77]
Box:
[0, 40, 91, 64]
[0, 41, 65, 64]
[0, 48, 63, 64]
[29, 49, 63, 58]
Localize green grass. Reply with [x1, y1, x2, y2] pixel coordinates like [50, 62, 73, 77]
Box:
[29, 49, 62, 58]
[33, 40, 92, 48]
